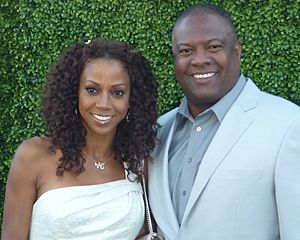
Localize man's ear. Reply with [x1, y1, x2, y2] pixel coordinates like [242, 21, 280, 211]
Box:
[234, 40, 242, 60]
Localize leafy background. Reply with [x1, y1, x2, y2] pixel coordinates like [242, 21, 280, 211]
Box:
[0, 0, 299, 228]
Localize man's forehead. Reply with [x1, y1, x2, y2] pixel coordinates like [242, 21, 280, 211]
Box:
[178, 12, 228, 28]
[172, 13, 235, 46]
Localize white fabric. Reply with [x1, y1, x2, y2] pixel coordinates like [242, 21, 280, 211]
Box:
[29, 177, 144, 240]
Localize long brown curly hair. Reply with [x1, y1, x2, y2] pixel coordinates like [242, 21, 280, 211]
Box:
[42, 38, 158, 178]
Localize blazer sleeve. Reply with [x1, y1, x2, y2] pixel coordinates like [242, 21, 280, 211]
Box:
[275, 115, 300, 239]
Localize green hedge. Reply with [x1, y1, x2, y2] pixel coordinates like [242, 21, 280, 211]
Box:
[1, 0, 299, 228]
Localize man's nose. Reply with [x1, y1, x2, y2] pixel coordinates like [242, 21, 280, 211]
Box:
[190, 49, 211, 66]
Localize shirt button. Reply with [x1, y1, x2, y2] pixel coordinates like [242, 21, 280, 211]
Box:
[188, 157, 192, 163]
[182, 191, 186, 196]
[196, 126, 202, 132]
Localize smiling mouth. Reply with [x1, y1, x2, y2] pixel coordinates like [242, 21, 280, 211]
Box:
[192, 72, 216, 79]
[92, 114, 112, 122]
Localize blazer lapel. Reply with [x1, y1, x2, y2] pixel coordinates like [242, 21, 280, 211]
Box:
[181, 79, 259, 223]
[149, 118, 180, 234]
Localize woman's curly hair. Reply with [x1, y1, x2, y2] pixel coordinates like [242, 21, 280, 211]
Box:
[42, 38, 158, 179]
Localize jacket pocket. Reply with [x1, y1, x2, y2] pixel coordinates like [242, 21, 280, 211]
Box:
[215, 169, 263, 179]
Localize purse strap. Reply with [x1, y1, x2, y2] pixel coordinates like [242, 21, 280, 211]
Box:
[141, 173, 154, 234]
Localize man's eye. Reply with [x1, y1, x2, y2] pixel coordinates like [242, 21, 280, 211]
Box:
[86, 87, 97, 94]
[209, 45, 222, 51]
[179, 48, 192, 55]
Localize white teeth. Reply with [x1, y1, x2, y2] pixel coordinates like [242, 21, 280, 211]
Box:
[93, 114, 112, 121]
[193, 72, 215, 79]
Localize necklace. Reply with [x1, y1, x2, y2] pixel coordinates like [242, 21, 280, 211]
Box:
[82, 151, 115, 170]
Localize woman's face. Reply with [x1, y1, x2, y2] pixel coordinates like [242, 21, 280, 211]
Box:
[78, 58, 130, 139]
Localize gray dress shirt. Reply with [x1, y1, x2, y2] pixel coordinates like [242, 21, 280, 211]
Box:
[168, 75, 247, 224]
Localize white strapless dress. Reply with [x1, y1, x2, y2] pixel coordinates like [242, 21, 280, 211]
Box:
[29, 176, 144, 240]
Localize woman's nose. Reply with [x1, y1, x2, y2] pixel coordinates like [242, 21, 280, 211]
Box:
[96, 93, 111, 109]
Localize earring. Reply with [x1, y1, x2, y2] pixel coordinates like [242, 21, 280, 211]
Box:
[75, 107, 78, 115]
[126, 112, 130, 122]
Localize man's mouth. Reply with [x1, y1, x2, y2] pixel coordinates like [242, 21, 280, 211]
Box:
[192, 72, 216, 79]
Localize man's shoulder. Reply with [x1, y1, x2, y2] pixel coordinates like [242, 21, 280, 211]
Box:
[259, 93, 300, 125]
[158, 107, 179, 125]
[261, 91, 299, 109]
[155, 108, 179, 139]
[240, 78, 300, 116]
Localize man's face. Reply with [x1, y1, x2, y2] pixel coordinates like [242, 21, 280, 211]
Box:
[172, 12, 241, 117]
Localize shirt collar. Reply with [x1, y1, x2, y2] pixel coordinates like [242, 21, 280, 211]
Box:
[177, 74, 247, 122]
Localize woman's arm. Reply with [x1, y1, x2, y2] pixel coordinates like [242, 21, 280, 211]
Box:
[1, 139, 38, 240]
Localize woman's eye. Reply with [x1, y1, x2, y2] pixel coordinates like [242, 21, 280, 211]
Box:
[86, 87, 97, 94]
[113, 90, 125, 96]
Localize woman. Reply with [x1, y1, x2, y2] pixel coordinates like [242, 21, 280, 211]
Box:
[1, 38, 158, 239]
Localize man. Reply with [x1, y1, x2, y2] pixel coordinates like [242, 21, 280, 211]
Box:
[148, 3, 300, 240]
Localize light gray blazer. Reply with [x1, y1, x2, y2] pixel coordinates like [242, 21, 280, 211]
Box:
[148, 79, 300, 240]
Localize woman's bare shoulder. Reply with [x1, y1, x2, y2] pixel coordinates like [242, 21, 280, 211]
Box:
[17, 136, 52, 154]
[18, 136, 50, 150]
[12, 136, 54, 168]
